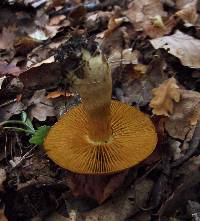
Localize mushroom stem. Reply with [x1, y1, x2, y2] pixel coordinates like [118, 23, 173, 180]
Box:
[73, 50, 112, 142]
[81, 80, 112, 143]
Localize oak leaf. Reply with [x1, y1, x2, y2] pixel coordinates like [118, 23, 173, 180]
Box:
[162, 89, 200, 140]
[150, 78, 181, 116]
[150, 31, 200, 68]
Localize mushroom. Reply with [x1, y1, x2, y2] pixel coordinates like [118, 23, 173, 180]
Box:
[44, 49, 157, 175]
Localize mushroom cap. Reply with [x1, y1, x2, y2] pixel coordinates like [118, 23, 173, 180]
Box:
[44, 100, 157, 175]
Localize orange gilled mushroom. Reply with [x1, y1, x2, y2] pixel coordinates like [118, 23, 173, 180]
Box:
[44, 49, 157, 175]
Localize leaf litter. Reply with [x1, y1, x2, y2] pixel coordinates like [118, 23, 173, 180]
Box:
[0, 0, 200, 220]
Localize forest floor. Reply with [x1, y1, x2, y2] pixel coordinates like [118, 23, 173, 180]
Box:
[0, 0, 200, 220]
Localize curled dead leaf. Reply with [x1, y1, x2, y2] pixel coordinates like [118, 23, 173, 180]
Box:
[0, 61, 21, 76]
[0, 101, 26, 122]
[161, 89, 200, 140]
[143, 15, 176, 38]
[49, 15, 66, 26]
[150, 31, 200, 68]
[175, 2, 198, 26]
[150, 77, 181, 116]
[169, 89, 200, 126]
[46, 91, 74, 99]
[126, 0, 167, 30]
[28, 89, 56, 121]
[104, 16, 129, 37]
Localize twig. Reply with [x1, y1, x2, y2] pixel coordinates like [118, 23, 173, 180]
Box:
[10, 145, 37, 170]
[171, 122, 200, 168]
[0, 98, 17, 108]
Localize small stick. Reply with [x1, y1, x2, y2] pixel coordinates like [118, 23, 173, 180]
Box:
[0, 98, 17, 108]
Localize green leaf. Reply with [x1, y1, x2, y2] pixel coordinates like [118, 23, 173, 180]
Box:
[25, 118, 35, 132]
[29, 126, 50, 145]
[21, 111, 27, 122]
[21, 111, 35, 132]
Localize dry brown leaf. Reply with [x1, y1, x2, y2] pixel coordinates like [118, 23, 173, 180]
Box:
[0, 101, 26, 122]
[164, 89, 200, 140]
[46, 91, 74, 99]
[150, 31, 200, 68]
[0, 27, 16, 50]
[28, 89, 56, 121]
[0, 61, 21, 76]
[66, 171, 127, 204]
[14, 36, 40, 56]
[150, 77, 181, 116]
[175, 2, 198, 26]
[126, 0, 167, 30]
[104, 16, 129, 37]
[30, 56, 55, 68]
[82, 179, 154, 221]
[117, 55, 167, 106]
[169, 89, 200, 125]
[175, 0, 197, 9]
[143, 15, 176, 38]
[49, 15, 66, 26]
[165, 118, 194, 140]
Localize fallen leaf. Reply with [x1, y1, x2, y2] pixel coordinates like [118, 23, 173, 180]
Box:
[46, 91, 74, 99]
[14, 36, 40, 56]
[66, 171, 127, 204]
[175, 2, 198, 26]
[117, 55, 167, 106]
[126, 0, 167, 29]
[30, 56, 55, 68]
[175, 0, 197, 9]
[0, 61, 21, 76]
[86, 11, 111, 33]
[19, 62, 60, 91]
[49, 15, 66, 26]
[150, 31, 200, 68]
[143, 15, 176, 38]
[159, 158, 200, 219]
[82, 179, 154, 221]
[162, 89, 200, 140]
[169, 89, 200, 125]
[165, 118, 194, 140]
[104, 16, 129, 37]
[0, 27, 16, 50]
[0, 101, 26, 122]
[150, 77, 181, 116]
[28, 89, 56, 121]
